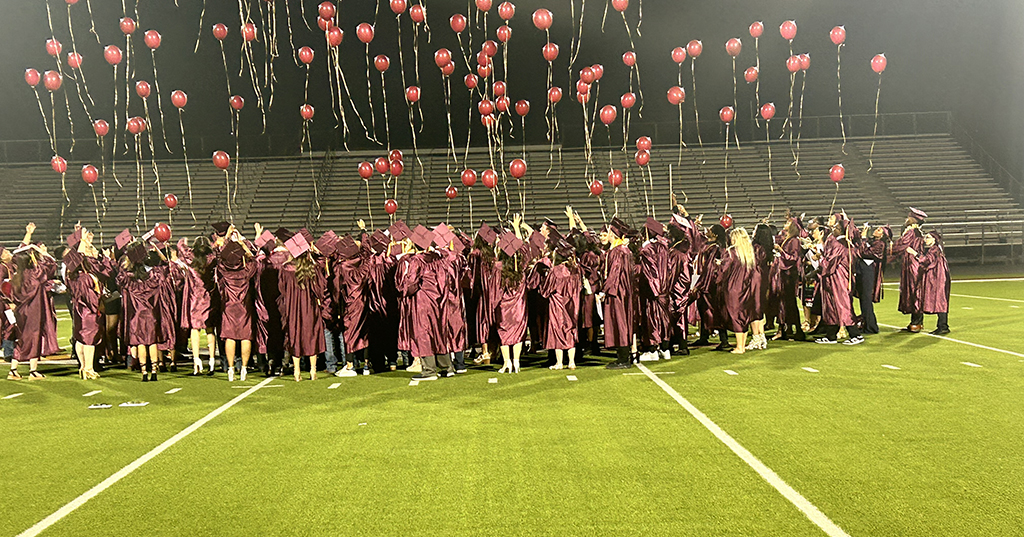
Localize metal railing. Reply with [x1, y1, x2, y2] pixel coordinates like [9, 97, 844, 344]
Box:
[930, 210, 1024, 263]
[949, 119, 1024, 206]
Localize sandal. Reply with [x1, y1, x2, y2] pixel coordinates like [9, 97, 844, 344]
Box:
[7, 369, 21, 381]
[549, 364, 564, 370]
[28, 370, 45, 380]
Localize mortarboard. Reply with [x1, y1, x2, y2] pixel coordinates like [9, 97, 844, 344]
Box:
[529, 231, 545, 251]
[285, 233, 310, 258]
[609, 217, 631, 238]
[477, 222, 498, 245]
[66, 229, 82, 249]
[220, 242, 244, 267]
[126, 242, 148, 264]
[211, 221, 231, 236]
[908, 207, 928, 222]
[255, 230, 276, 250]
[411, 225, 436, 250]
[497, 231, 524, 256]
[645, 217, 665, 237]
[141, 229, 156, 243]
[370, 230, 390, 253]
[115, 229, 134, 250]
[335, 235, 359, 259]
[388, 220, 412, 241]
[273, 227, 293, 243]
[315, 231, 340, 256]
[432, 223, 456, 248]
[63, 248, 84, 274]
[298, 228, 315, 245]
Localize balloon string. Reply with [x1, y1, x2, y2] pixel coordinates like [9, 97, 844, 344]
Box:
[364, 48, 381, 144]
[223, 170, 232, 221]
[567, 0, 584, 85]
[619, 12, 635, 50]
[92, 186, 101, 235]
[469, 188, 474, 226]
[303, 121, 321, 219]
[142, 101, 163, 197]
[380, 72, 391, 150]
[731, 58, 740, 150]
[766, 120, 775, 220]
[601, 0, 608, 32]
[151, 52, 173, 153]
[135, 134, 145, 232]
[445, 77, 456, 178]
[233, 110, 240, 208]
[781, 73, 794, 140]
[363, 180, 373, 229]
[724, 123, 729, 214]
[111, 65, 123, 188]
[56, 56, 77, 154]
[868, 74, 882, 172]
[67, 5, 96, 114]
[637, 0, 643, 36]
[837, 44, 847, 154]
[33, 89, 55, 155]
[282, 0, 299, 65]
[408, 96, 425, 185]
[242, 40, 267, 134]
[85, 0, 101, 45]
[300, 0, 312, 31]
[327, 50, 341, 127]
[754, 37, 761, 129]
[219, 41, 233, 127]
[464, 91, 473, 169]
[793, 70, 806, 178]
[193, 0, 207, 53]
[50, 93, 57, 157]
[691, 59, 704, 161]
[597, 193, 607, 222]
[177, 110, 197, 224]
[331, 49, 353, 149]
[634, 60, 645, 119]
[641, 165, 651, 217]
[829, 182, 839, 216]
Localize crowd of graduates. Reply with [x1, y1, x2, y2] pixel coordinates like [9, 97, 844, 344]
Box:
[3, 201, 950, 383]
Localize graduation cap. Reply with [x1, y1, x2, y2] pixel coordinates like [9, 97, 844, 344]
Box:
[63, 248, 84, 274]
[497, 231, 524, 256]
[176, 238, 195, 264]
[388, 220, 412, 241]
[298, 228, 315, 245]
[543, 217, 558, 230]
[220, 241, 245, 267]
[211, 221, 231, 236]
[126, 242, 148, 264]
[529, 231, 545, 251]
[370, 230, 390, 253]
[255, 229, 276, 250]
[645, 217, 665, 237]
[554, 239, 576, 259]
[908, 207, 928, 222]
[411, 225, 436, 250]
[114, 229, 134, 250]
[335, 234, 359, 259]
[457, 232, 473, 252]
[432, 223, 456, 248]
[285, 233, 310, 258]
[477, 222, 498, 245]
[450, 234, 467, 254]
[608, 217, 632, 238]
[141, 229, 156, 243]
[315, 231, 340, 256]
[66, 229, 82, 249]
[273, 227, 293, 243]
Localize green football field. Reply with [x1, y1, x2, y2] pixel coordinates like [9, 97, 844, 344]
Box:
[3, 277, 1024, 536]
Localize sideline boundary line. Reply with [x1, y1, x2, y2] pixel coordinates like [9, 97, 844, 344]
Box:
[16, 377, 275, 537]
[884, 277, 1024, 285]
[879, 323, 1024, 358]
[949, 293, 1024, 304]
[635, 363, 850, 537]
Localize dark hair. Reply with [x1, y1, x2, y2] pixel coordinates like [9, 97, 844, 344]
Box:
[294, 253, 317, 287]
[498, 250, 523, 288]
[11, 251, 34, 291]
[752, 223, 775, 251]
[709, 224, 727, 248]
[191, 236, 212, 274]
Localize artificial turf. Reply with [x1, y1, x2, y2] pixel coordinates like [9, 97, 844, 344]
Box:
[2, 278, 1023, 536]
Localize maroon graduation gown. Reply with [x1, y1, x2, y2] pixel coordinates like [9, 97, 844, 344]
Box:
[918, 245, 950, 314]
[474, 255, 502, 347]
[0, 263, 17, 342]
[178, 260, 213, 331]
[13, 256, 59, 360]
[577, 250, 602, 330]
[717, 249, 756, 333]
[395, 251, 443, 358]
[691, 243, 722, 331]
[602, 244, 635, 348]
[118, 267, 165, 347]
[777, 236, 803, 326]
[540, 263, 582, 350]
[277, 262, 328, 357]
[859, 238, 888, 303]
[217, 258, 259, 341]
[891, 227, 924, 315]
[437, 249, 468, 354]
[339, 254, 371, 354]
[639, 239, 671, 347]
[68, 255, 115, 346]
[819, 234, 856, 327]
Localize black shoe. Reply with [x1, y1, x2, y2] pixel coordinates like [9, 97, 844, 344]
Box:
[159, 365, 168, 373]
[142, 373, 149, 382]
[169, 364, 178, 372]
[792, 331, 807, 342]
[677, 345, 690, 356]
[150, 371, 158, 382]
[605, 361, 631, 370]
[691, 339, 711, 347]
[930, 328, 950, 336]
[714, 344, 733, 352]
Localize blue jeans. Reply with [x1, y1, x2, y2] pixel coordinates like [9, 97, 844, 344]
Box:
[2, 339, 13, 361]
[324, 328, 346, 372]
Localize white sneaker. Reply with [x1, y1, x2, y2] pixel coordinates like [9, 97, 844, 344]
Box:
[227, 368, 235, 382]
[335, 368, 358, 377]
[659, 350, 671, 361]
[639, 352, 658, 362]
[240, 366, 247, 382]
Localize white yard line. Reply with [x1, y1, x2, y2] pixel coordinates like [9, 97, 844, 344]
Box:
[879, 323, 1024, 358]
[949, 293, 1024, 304]
[3, 392, 24, 400]
[15, 377, 275, 537]
[802, 367, 819, 373]
[884, 278, 1024, 285]
[961, 362, 983, 368]
[82, 390, 101, 397]
[881, 365, 901, 370]
[635, 363, 850, 537]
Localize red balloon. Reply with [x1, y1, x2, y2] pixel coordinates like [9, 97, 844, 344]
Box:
[725, 37, 742, 57]
[128, 116, 146, 133]
[43, 70, 62, 92]
[242, 23, 257, 42]
[410, 4, 425, 23]
[135, 80, 151, 99]
[119, 17, 136, 35]
[477, 63, 492, 78]
[24, 68, 40, 87]
[375, 157, 390, 174]
[590, 179, 604, 196]
[300, 104, 315, 120]
[51, 155, 67, 174]
[760, 102, 776, 121]
[623, 51, 636, 67]
[496, 96, 510, 113]
[390, 160, 404, 176]
[66, 0, 78, 4]
[593, 64, 605, 81]
[719, 214, 733, 229]
[686, 40, 703, 59]
[390, 0, 407, 14]
[667, 85, 685, 105]
[317, 17, 333, 31]
[515, 99, 530, 116]
[476, 0, 493, 11]
[450, 13, 467, 33]
[326, 27, 343, 47]
[465, 74, 479, 89]
[744, 66, 759, 83]
[434, 48, 452, 68]
[298, 46, 314, 65]
[374, 55, 390, 72]
[620, 92, 636, 109]
[635, 149, 650, 166]
[144, 30, 161, 50]
[391, 149, 406, 163]
[786, 55, 801, 73]
[445, 185, 459, 199]
[405, 85, 421, 103]
[509, 158, 526, 179]
[164, 193, 178, 209]
[92, 119, 109, 137]
[780, 20, 797, 41]
[478, 99, 494, 116]
[356, 23, 374, 44]
[498, 1, 515, 20]
[212, 150, 231, 170]
[671, 46, 686, 64]
[749, 21, 764, 38]
[482, 40, 498, 57]
[493, 81, 507, 97]
[580, 67, 595, 84]
[608, 169, 623, 188]
[830, 164, 845, 183]
[576, 80, 590, 95]
[103, 45, 122, 65]
[611, 0, 628, 12]
[82, 164, 98, 184]
[461, 169, 477, 187]
[441, 62, 455, 76]
[476, 50, 491, 67]
[636, 136, 652, 151]
[358, 161, 373, 179]
[532, 9, 552, 30]
[496, 24, 512, 43]
[482, 169, 498, 189]
[318, 1, 336, 19]
[871, 53, 887, 74]
[548, 86, 562, 104]
[154, 223, 172, 243]
[67, 52, 82, 69]
[799, 53, 811, 71]
[542, 42, 559, 62]
[229, 95, 244, 110]
[576, 92, 589, 104]
[830, 26, 846, 46]
[719, 106, 735, 124]
[212, 23, 228, 41]
[600, 105, 617, 126]
[384, 199, 399, 215]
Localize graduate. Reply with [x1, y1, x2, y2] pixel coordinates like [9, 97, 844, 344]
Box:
[774, 216, 806, 341]
[718, 228, 757, 354]
[746, 224, 775, 351]
[175, 237, 217, 375]
[910, 231, 950, 335]
[891, 208, 928, 332]
[495, 217, 529, 374]
[8, 223, 58, 380]
[815, 214, 864, 345]
[276, 232, 328, 381]
[598, 218, 636, 369]
[396, 225, 452, 380]
[691, 224, 729, 350]
[469, 225, 501, 365]
[857, 224, 892, 335]
[638, 218, 672, 361]
[64, 227, 115, 379]
[541, 241, 583, 370]
[118, 242, 167, 382]
[215, 226, 259, 381]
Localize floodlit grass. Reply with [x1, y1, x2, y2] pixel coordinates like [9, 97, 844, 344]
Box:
[2, 278, 1023, 536]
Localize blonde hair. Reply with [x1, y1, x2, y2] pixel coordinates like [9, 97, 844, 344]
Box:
[730, 227, 755, 270]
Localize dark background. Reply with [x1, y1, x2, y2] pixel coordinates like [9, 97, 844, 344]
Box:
[2, 0, 1022, 179]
